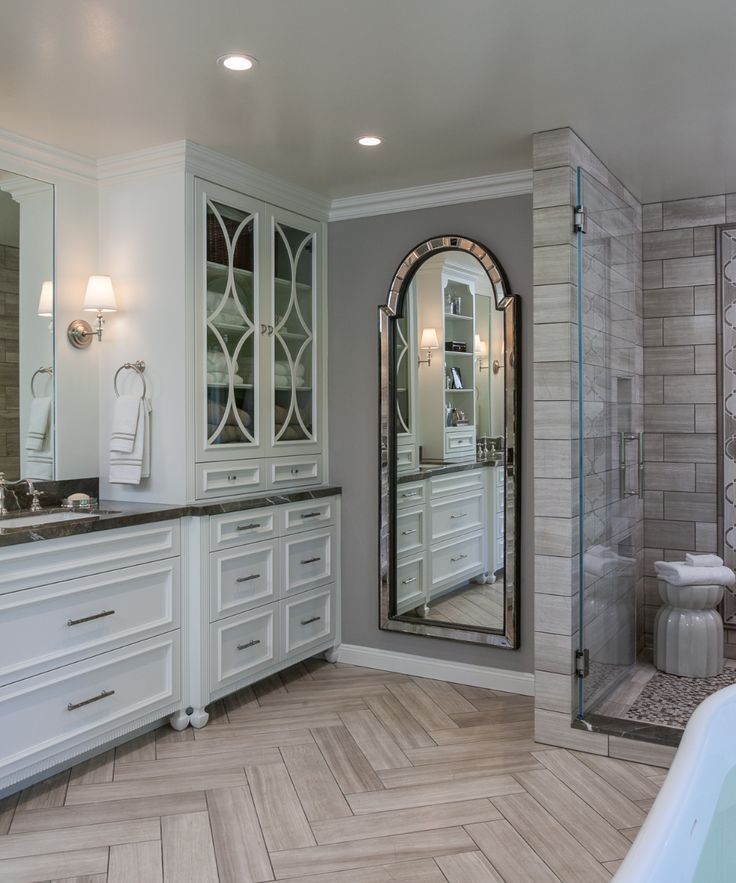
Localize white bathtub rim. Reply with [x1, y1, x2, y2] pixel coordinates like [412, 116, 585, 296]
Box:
[613, 683, 736, 882]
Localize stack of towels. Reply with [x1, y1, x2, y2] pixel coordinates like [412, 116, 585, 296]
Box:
[25, 397, 53, 479]
[207, 292, 246, 327]
[274, 403, 310, 441]
[110, 394, 151, 485]
[241, 360, 306, 388]
[654, 554, 736, 587]
[207, 351, 244, 385]
[207, 400, 252, 444]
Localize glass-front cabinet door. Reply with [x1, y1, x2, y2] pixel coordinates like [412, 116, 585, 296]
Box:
[195, 179, 265, 461]
[267, 206, 322, 453]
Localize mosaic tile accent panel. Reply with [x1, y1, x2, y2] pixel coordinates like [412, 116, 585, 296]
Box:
[624, 667, 736, 729]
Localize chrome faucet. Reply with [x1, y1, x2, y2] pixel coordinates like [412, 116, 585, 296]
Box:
[0, 473, 6, 516]
[25, 479, 44, 513]
[0, 475, 44, 516]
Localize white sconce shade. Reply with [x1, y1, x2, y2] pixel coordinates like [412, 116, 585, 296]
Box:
[83, 275, 117, 313]
[420, 327, 439, 350]
[474, 334, 488, 357]
[37, 281, 53, 317]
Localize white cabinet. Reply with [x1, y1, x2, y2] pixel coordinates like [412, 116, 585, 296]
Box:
[194, 180, 326, 499]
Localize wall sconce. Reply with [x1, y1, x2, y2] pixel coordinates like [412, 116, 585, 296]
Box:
[417, 327, 439, 367]
[67, 275, 117, 348]
[475, 334, 489, 372]
[492, 356, 504, 375]
[37, 281, 53, 317]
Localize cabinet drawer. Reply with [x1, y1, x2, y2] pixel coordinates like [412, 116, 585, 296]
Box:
[444, 428, 475, 459]
[209, 507, 277, 551]
[282, 528, 335, 595]
[397, 506, 425, 557]
[396, 445, 417, 472]
[210, 606, 277, 691]
[0, 633, 180, 781]
[210, 541, 277, 621]
[0, 522, 180, 595]
[430, 532, 485, 589]
[281, 584, 334, 659]
[431, 492, 484, 543]
[0, 560, 180, 687]
[196, 460, 266, 499]
[396, 555, 426, 615]
[268, 454, 322, 490]
[397, 481, 426, 510]
[430, 468, 484, 499]
[280, 497, 336, 535]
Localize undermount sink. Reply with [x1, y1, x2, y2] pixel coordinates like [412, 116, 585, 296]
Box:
[0, 510, 118, 529]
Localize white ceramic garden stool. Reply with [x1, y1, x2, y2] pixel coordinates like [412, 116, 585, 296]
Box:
[654, 579, 724, 678]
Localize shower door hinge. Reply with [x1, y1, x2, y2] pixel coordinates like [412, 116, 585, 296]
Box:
[575, 648, 590, 678]
[573, 205, 587, 234]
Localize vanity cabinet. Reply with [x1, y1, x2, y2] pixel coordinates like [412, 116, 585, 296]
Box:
[194, 179, 326, 500]
[0, 522, 182, 792]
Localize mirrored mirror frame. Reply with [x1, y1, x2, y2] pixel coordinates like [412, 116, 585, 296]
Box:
[379, 235, 520, 648]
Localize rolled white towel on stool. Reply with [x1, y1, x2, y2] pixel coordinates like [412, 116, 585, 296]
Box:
[685, 553, 723, 568]
[655, 560, 736, 588]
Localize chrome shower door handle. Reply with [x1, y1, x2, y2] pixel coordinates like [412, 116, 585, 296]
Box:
[619, 432, 644, 499]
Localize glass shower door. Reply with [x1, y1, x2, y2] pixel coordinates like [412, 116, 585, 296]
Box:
[577, 168, 643, 718]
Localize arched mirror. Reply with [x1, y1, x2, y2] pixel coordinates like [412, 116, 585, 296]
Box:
[379, 236, 520, 648]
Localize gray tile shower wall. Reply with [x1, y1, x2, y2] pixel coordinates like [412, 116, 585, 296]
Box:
[641, 194, 723, 650]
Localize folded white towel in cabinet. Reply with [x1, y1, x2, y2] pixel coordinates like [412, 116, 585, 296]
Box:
[109, 394, 141, 454]
[208, 372, 244, 385]
[685, 553, 723, 567]
[110, 398, 151, 485]
[25, 397, 51, 451]
[655, 560, 736, 587]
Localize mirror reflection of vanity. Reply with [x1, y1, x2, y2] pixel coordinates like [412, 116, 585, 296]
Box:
[0, 170, 54, 481]
[380, 236, 519, 648]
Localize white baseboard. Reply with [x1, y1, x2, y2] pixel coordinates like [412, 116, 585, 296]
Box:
[336, 643, 534, 696]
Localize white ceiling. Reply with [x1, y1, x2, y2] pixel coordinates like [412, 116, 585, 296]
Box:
[2, 0, 736, 202]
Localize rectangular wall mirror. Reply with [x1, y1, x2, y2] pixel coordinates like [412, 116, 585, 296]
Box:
[0, 171, 55, 481]
[380, 236, 520, 648]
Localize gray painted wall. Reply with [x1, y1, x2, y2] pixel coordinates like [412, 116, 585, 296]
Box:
[328, 195, 534, 673]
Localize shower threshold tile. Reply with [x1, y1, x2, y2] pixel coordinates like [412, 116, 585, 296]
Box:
[574, 714, 682, 748]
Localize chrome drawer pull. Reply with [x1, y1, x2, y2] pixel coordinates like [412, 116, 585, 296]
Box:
[301, 556, 321, 564]
[237, 639, 261, 650]
[291, 468, 301, 475]
[67, 609, 115, 627]
[450, 513, 467, 519]
[301, 615, 321, 625]
[402, 491, 420, 498]
[67, 689, 115, 711]
[402, 577, 417, 585]
[450, 553, 468, 563]
[301, 511, 322, 519]
[236, 522, 262, 531]
[236, 574, 260, 583]
[401, 529, 417, 535]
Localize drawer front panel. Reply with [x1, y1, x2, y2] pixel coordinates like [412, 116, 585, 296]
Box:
[444, 428, 475, 458]
[397, 481, 426, 510]
[396, 507, 425, 557]
[430, 532, 485, 589]
[268, 454, 323, 490]
[396, 555, 426, 615]
[0, 560, 180, 686]
[196, 460, 266, 499]
[209, 507, 277, 551]
[282, 528, 335, 596]
[0, 633, 180, 778]
[210, 606, 277, 690]
[281, 585, 334, 658]
[210, 542, 277, 621]
[430, 468, 484, 499]
[396, 446, 417, 472]
[431, 492, 485, 543]
[280, 497, 336, 535]
[0, 522, 180, 595]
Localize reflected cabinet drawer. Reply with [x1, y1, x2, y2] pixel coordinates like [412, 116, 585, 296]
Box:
[0, 633, 180, 779]
[281, 585, 334, 659]
[431, 492, 484, 543]
[279, 497, 336, 534]
[268, 455, 323, 490]
[210, 606, 277, 690]
[430, 468, 484, 499]
[397, 481, 426, 509]
[396, 446, 417, 472]
[282, 527, 335, 596]
[444, 428, 475, 459]
[396, 556, 426, 614]
[209, 507, 277, 551]
[0, 560, 180, 687]
[430, 532, 485, 588]
[397, 507, 425, 557]
[196, 460, 266, 499]
[210, 541, 277, 621]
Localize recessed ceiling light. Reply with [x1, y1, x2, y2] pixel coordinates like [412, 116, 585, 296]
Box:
[357, 135, 382, 147]
[218, 54, 256, 71]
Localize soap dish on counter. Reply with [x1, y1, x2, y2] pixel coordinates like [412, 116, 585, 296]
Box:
[60, 494, 99, 511]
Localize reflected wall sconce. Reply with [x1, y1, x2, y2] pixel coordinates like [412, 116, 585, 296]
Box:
[37, 281, 53, 317]
[475, 334, 489, 372]
[67, 275, 118, 348]
[492, 358, 503, 374]
[417, 327, 439, 367]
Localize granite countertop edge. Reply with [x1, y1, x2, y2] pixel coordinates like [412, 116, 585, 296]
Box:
[397, 457, 503, 484]
[0, 485, 343, 548]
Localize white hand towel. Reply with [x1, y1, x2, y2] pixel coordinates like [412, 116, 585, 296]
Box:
[110, 398, 151, 485]
[25, 397, 51, 451]
[25, 452, 53, 480]
[109, 394, 141, 454]
[685, 553, 723, 568]
[655, 560, 736, 588]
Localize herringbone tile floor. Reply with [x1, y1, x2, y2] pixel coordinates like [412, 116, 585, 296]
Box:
[0, 660, 666, 882]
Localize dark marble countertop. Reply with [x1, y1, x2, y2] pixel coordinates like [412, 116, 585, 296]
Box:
[397, 458, 503, 484]
[0, 485, 342, 548]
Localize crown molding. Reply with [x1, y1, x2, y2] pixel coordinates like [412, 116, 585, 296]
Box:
[0, 127, 96, 185]
[329, 168, 533, 222]
[97, 141, 188, 183]
[0, 173, 53, 200]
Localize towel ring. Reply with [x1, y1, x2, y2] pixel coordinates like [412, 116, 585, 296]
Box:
[31, 366, 53, 398]
[114, 360, 146, 399]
